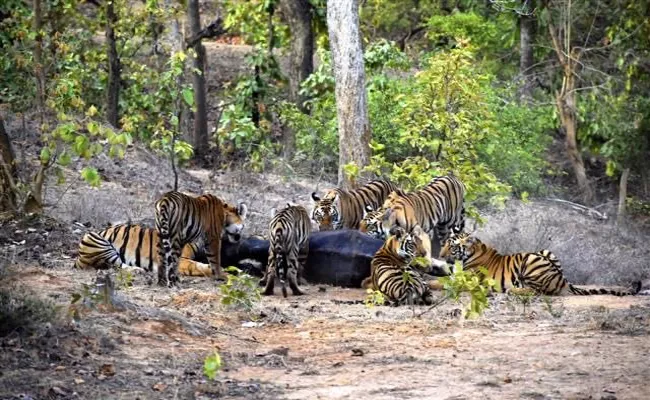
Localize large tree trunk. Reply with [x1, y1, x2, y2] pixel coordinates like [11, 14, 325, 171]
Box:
[518, 0, 535, 101]
[32, 0, 45, 124]
[617, 167, 630, 226]
[106, 0, 120, 127]
[279, 0, 313, 112]
[279, 0, 313, 160]
[327, 0, 371, 189]
[187, 0, 208, 159]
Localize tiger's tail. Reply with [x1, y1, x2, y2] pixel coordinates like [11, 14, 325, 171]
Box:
[568, 281, 642, 296]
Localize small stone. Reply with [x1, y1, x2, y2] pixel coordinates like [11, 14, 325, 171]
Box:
[54, 365, 66, 371]
[503, 376, 512, 384]
[74, 378, 85, 385]
[99, 363, 116, 376]
[152, 382, 167, 392]
[351, 348, 364, 357]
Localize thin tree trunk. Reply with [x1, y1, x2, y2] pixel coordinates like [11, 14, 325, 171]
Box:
[106, 0, 120, 127]
[617, 167, 630, 226]
[518, 0, 535, 101]
[0, 117, 17, 211]
[327, 0, 372, 189]
[32, 0, 45, 124]
[187, 0, 208, 159]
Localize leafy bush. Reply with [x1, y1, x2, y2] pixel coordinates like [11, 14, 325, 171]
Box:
[438, 263, 497, 318]
[203, 350, 223, 380]
[219, 266, 262, 311]
[364, 289, 387, 307]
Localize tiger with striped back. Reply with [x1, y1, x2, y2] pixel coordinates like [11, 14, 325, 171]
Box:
[262, 203, 312, 297]
[155, 191, 248, 287]
[75, 224, 212, 276]
[311, 179, 399, 231]
[440, 232, 642, 296]
[359, 190, 407, 240]
[362, 225, 435, 306]
[381, 175, 465, 268]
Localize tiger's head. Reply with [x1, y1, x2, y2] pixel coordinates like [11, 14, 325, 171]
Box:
[311, 190, 342, 231]
[223, 201, 248, 243]
[386, 225, 431, 266]
[359, 205, 387, 240]
[440, 232, 477, 263]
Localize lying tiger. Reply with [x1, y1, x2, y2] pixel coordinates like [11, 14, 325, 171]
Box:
[440, 232, 641, 296]
[362, 225, 435, 306]
[75, 224, 212, 277]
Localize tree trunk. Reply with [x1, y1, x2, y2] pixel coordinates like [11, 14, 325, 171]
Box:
[106, 0, 120, 128]
[279, 0, 313, 160]
[32, 0, 45, 124]
[518, 0, 535, 101]
[187, 0, 208, 159]
[555, 57, 593, 203]
[327, 0, 371, 190]
[0, 117, 17, 211]
[617, 167, 630, 226]
[279, 0, 313, 112]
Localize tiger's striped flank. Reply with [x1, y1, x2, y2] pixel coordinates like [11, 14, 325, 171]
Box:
[311, 179, 399, 231]
[440, 232, 642, 296]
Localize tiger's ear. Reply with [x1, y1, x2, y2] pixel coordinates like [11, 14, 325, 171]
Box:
[270, 208, 277, 217]
[237, 202, 248, 219]
[311, 192, 321, 202]
[365, 204, 375, 213]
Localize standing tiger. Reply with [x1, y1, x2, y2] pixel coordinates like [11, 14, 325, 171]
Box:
[262, 204, 311, 297]
[362, 225, 435, 306]
[75, 224, 212, 276]
[381, 175, 465, 268]
[440, 232, 642, 296]
[311, 179, 399, 231]
[155, 191, 248, 287]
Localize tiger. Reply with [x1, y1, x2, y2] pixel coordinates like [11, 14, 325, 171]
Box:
[261, 203, 312, 297]
[359, 190, 408, 240]
[439, 232, 642, 296]
[381, 175, 465, 269]
[362, 225, 435, 306]
[311, 179, 399, 231]
[75, 224, 212, 277]
[155, 191, 248, 287]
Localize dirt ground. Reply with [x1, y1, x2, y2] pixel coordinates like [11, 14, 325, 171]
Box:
[1, 260, 650, 400]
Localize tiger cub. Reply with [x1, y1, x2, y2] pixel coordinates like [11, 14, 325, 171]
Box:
[440, 232, 642, 296]
[155, 191, 247, 287]
[262, 204, 312, 297]
[362, 225, 435, 306]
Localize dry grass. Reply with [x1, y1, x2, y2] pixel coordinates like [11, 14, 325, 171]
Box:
[477, 199, 650, 287]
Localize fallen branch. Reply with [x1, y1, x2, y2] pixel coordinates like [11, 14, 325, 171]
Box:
[415, 295, 448, 319]
[185, 17, 227, 49]
[545, 197, 608, 220]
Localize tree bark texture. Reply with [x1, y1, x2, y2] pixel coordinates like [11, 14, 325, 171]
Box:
[32, 0, 45, 123]
[518, 0, 535, 101]
[0, 117, 17, 211]
[279, 0, 313, 112]
[327, 0, 371, 190]
[617, 167, 630, 226]
[548, 16, 593, 203]
[106, 0, 120, 127]
[187, 0, 208, 157]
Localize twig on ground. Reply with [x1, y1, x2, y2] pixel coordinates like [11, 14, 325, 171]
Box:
[545, 198, 608, 220]
[415, 296, 448, 318]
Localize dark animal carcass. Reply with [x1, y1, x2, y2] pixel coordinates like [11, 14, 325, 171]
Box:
[219, 229, 448, 288]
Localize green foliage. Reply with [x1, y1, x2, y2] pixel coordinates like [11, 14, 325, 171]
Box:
[203, 350, 223, 380]
[439, 263, 497, 319]
[541, 295, 565, 318]
[508, 287, 537, 314]
[223, 0, 289, 47]
[220, 267, 262, 311]
[364, 289, 386, 308]
[68, 282, 109, 322]
[116, 268, 134, 289]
